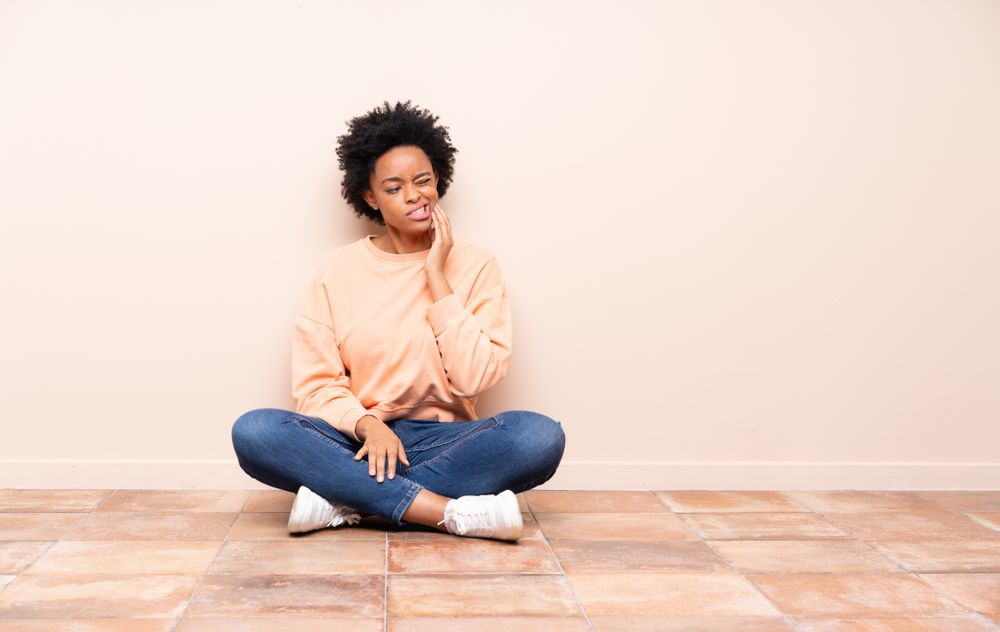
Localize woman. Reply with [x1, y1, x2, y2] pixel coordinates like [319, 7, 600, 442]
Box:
[231, 100, 566, 541]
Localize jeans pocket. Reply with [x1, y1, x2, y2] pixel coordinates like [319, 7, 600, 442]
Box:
[402, 417, 499, 473]
[405, 416, 498, 452]
[296, 417, 359, 455]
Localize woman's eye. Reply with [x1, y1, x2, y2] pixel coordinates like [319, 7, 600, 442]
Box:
[386, 180, 429, 194]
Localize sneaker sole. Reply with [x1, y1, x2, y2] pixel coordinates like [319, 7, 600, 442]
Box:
[287, 485, 324, 533]
[496, 490, 524, 540]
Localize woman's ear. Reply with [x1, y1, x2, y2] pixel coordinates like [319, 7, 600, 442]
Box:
[362, 189, 377, 209]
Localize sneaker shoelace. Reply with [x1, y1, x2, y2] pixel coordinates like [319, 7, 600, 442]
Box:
[327, 505, 362, 527]
[439, 497, 493, 536]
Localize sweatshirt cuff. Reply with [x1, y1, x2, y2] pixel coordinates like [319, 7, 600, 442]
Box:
[337, 406, 370, 443]
[426, 292, 465, 336]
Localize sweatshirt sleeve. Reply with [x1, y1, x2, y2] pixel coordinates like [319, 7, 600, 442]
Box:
[425, 255, 513, 398]
[290, 269, 371, 442]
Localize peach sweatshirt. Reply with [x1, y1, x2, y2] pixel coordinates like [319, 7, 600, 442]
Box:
[291, 233, 512, 442]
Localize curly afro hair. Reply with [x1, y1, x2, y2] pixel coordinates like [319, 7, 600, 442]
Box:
[335, 100, 458, 226]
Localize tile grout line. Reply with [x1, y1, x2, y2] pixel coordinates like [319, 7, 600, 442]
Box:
[526, 495, 597, 631]
[697, 533, 802, 630]
[384, 529, 389, 632]
[167, 489, 244, 631]
[3, 489, 107, 595]
[877, 491, 994, 616]
[794, 491, 992, 616]
[92, 488, 118, 511]
[782, 491, 995, 623]
[658, 490, 815, 630]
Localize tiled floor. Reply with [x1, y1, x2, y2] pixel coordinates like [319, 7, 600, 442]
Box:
[1, 490, 999, 630]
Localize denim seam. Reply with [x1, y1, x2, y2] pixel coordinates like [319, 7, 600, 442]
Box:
[236, 460, 290, 491]
[401, 416, 500, 474]
[295, 418, 362, 457]
[297, 419, 425, 525]
[520, 468, 559, 491]
[391, 479, 424, 526]
[402, 416, 499, 453]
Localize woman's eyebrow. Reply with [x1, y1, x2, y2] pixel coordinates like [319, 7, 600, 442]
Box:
[381, 171, 432, 184]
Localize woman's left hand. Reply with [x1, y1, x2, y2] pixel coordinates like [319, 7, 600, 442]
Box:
[424, 202, 453, 274]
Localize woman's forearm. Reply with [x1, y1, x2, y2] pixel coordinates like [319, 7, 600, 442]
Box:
[426, 269, 455, 303]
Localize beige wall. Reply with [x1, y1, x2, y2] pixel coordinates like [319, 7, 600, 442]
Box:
[2, 0, 998, 490]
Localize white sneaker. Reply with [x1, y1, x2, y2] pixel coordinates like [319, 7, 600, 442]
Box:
[287, 485, 362, 534]
[436, 489, 524, 541]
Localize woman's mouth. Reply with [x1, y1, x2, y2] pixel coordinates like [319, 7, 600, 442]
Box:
[407, 205, 429, 221]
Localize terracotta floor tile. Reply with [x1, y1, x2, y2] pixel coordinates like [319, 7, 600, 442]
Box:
[388, 573, 579, 616]
[387, 512, 542, 540]
[588, 616, 795, 631]
[918, 492, 1000, 512]
[549, 539, 729, 573]
[791, 615, 999, 631]
[388, 537, 558, 574]
[96, 490, 250, 513]
[680, 512, 850, 540]
[0, 490, 111, 513]
[226, 512, 386, 540]
[869, 541, 1000, 573]
[0, 513, 86, 540]
[746, 573, 966, 616]
[241, 490, 295, 513]
[534, 512, 697, 540]
[656, 491, 808, 513]
[207, 539, 384, 574]
[965, 512, 1000, 532]
[787, 491, 942, 513]
[23, 540, 221, 575]
[0, 573, 200, 618]
[62, 511, 237, 540]
[184, 573, 383, 618]
[711, 540, 902, 573]
[7, 487, 999, 623]
[387, 616, 591, 631]
[0, 542, 52, 574]
[0, 621, 174, 631]
[918, 573, 1000, 614]
[175, 619, 383, 632]
[823, 509, 1000, 541]
[524, 490, 668, 513]
[567, 571, 780, 616]
[388, 616, 590, 632]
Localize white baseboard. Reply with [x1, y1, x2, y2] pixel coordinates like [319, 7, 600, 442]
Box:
[1, 459, 998, 490]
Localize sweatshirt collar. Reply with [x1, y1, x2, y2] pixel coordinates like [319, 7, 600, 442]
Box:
[361, 234, 431, 263]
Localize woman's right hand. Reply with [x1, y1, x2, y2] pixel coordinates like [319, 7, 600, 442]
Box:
[354, 416, 410, 482]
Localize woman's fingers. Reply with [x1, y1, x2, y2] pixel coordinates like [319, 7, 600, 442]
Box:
[387, 448, 397, 480]
[375, 447, 384, 481]
[357, 436, 410, 483]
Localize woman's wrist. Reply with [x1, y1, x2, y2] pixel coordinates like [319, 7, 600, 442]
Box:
[354, 414, 384, 441]
[425, 268, 454, 303]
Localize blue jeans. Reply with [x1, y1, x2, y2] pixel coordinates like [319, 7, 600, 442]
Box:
[231, 408, 566, 527]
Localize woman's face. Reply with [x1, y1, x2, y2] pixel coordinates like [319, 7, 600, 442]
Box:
[363, 144, 439, 233]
